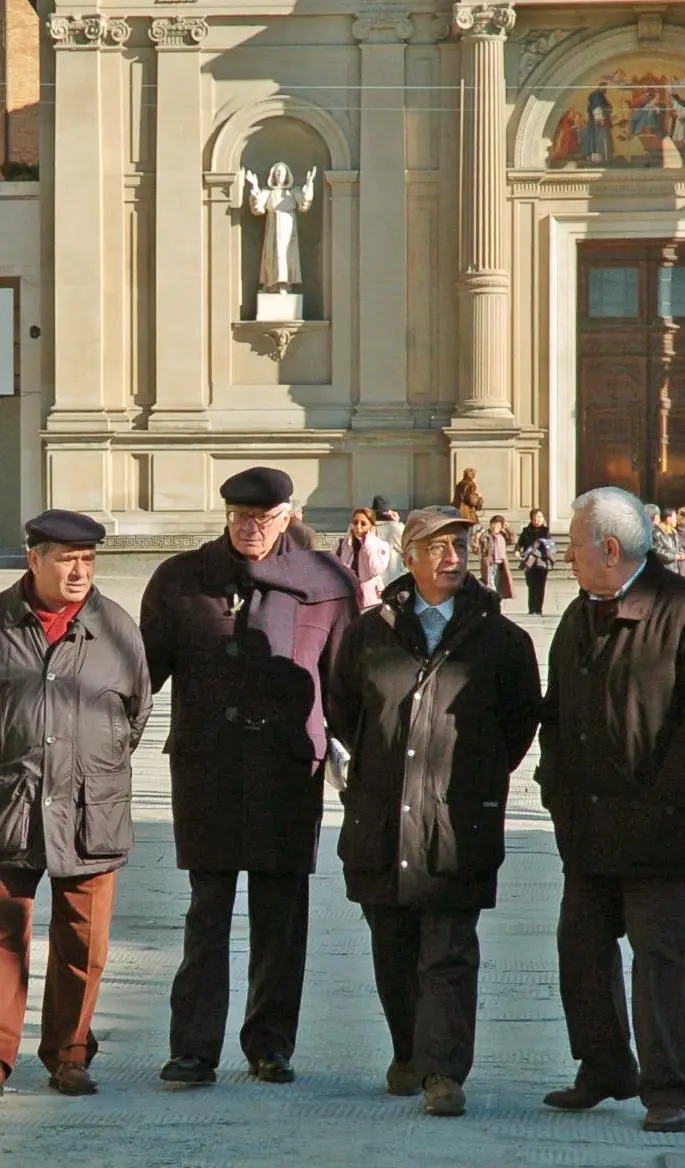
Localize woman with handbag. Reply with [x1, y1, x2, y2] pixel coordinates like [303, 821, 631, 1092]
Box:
[516, 509, 554, 616]
[336, 508, 390, 609]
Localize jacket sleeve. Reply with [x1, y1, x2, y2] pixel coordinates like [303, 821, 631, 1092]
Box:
[496, 627, 541, 772]
[650, 627, 685, 806]
[327, 619, 364, 751]
[533, 627, 566, 804]
[319, 594, 360, 719]
[139, 565, 177, 694]
[364, 534, 390, 579]
[125, 624, 154, 752]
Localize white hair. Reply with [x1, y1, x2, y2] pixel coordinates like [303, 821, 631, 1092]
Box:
[572, 487, 652, 561]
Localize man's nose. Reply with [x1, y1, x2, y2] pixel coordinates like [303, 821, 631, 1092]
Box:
[442, 543, 459, 563]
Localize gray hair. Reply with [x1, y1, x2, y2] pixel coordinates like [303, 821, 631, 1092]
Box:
[26, 541, 58, 556]
[572, 487, 652, 560]
[644, 502, 660, 522]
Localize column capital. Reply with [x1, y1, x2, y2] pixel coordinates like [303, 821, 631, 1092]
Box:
[46, 13, 131, 48]
[452, 2, 515, 40]
[353, 7, 413, 44]
[148, 16, 209, 49]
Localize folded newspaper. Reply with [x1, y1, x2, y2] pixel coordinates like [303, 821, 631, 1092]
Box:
[324, 736, 351, 792]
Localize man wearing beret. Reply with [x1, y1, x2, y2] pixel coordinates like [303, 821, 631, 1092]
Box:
[0, 510, 152, 1097]
[140, 467, 358, 1085]
[329, 506, 540, 1116]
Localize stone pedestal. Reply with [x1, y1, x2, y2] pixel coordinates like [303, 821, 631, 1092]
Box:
[452, 1, 515, 419]
[256, 293, 303, 322]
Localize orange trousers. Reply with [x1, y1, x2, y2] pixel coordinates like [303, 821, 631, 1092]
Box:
[0, 867, 116, 1077]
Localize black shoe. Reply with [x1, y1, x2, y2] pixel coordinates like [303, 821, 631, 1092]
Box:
[249, 1054, 295, 1084]
[160, 1056, 216, 1085]
[544, 1081, 638, 1110]
[644, 1104, 685, 1132]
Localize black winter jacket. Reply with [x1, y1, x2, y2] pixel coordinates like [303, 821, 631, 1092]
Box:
[0, 578, 152, 877]
[328, 573, 541, 908]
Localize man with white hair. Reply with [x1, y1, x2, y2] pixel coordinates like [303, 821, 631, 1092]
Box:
[538, 486, 685, 1133]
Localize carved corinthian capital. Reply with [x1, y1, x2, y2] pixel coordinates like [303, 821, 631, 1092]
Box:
[148, 15, 209, 48]
[452, 2, 516, 39]
[353, 7, 413, 44]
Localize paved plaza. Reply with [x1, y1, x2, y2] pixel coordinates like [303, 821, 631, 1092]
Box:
[1, 571, 684, 1168]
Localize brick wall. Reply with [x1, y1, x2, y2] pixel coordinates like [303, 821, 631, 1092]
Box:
[2, 0, 39, 168]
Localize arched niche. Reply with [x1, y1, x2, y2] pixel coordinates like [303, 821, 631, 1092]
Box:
[240, 117, 330, 322]
[510, 24, 685, 169]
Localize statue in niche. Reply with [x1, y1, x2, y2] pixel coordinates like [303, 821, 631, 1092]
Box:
[244, 162, 317, 293]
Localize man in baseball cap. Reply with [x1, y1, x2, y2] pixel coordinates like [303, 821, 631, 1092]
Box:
[329, 504, 540, 1117]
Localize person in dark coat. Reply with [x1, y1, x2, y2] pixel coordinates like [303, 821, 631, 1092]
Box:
[0, 510, 152, 1098]
[516, 509, 553, 615]
[651, 506, 684, 574]
[329, 505, 540, 1117]
[536, 486, 685, 1134]
[140, 467, 358, 1087]
[287, 499, 317, 550]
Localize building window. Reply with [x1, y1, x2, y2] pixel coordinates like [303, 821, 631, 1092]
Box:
[0, 280, 19, 396]
[588, 266, 639, 319]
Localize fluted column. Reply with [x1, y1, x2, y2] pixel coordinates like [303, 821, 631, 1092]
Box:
[149, 16, 209, 430]
[453, 1, 515, 417]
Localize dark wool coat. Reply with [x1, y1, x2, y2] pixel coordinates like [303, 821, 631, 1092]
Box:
[328, 573, 541, 909]
[140, 533, 358, 873]
[0, 579, 152, 878]
[536, 553, 685, 877]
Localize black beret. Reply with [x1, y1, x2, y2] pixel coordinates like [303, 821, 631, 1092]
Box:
[25, 509, 107, 549]
[220, 467, 293, 507]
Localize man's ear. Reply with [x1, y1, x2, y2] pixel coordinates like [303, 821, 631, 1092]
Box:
[605, 535, 621, 566]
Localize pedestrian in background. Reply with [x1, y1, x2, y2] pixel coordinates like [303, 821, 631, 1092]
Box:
[141, 468, 357, 1088]
[0, 510, 152, 1098]
[329, 505, 540, 1118]
[287, 498, 317, 550]
[336, 507, 390, 608]
[450, 468, 483, 524]
[371, 495, 405, 585]
[651, 506, 685, 574]
[478, 514, 515, 599]
[538, 486, 685, 1134]
[516, 509, 554, 616]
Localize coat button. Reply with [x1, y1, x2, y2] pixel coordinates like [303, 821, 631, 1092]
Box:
[413, 692, 421, 702]
[580, 667, 588, 676]
[45, 735, 55, 744]
[400, 860, 408, 869]
[407, 749, 416, 758]
[579, 732, 587, 743]
[44, 797, 52, 807]
[46, 672, 56, 682]
[590, 795, 599, 803]
[403, 804, 411, 813]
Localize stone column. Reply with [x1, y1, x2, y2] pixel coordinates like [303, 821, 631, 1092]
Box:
[453, 1, 515, 418]
[352, 7, 412, 429]
[149, 16, 208, 430]
[46, 15, 111, 428]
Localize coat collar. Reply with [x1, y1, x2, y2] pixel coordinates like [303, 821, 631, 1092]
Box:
[579, 552, 666, 624]
[379, 572, 500, 656]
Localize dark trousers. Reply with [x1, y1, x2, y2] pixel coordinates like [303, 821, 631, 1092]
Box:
[0, 867, 116, 1077]
[170, 870, 309, 1068]
[525, 567, 547, 615]
[558, 872, 685, 1106]
[362, 902, 480, 1083]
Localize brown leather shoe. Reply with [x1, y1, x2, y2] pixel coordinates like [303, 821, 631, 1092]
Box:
[544, 1081, 638, 1110]
[424, 1074, 466, 1117]
[386, 1058, 422, 1097]
[48, 1062, 98, 1096]
[643, 1104, 685, 1132]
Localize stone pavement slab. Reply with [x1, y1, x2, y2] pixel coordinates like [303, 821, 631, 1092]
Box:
[0, 573, 682, 1167]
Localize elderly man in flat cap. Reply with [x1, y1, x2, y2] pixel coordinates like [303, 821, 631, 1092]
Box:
[329, 506, 540, 1116]
[140, 467, 358, 1086]
[0, 510, 152, 1097]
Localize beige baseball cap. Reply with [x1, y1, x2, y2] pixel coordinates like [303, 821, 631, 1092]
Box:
[401, 505, 474, 555]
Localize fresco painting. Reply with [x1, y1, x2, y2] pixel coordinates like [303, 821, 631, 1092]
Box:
[549, 57, 685, 167]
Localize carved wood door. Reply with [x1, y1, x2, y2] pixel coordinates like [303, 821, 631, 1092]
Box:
[578, 241, 685, 506]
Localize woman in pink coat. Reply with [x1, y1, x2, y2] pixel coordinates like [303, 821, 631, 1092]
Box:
[336, 508, 390, 609]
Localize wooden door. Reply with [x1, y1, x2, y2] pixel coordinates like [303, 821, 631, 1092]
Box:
[577, 241, 685, 506]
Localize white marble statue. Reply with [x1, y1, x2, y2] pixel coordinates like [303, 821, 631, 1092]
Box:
[244, 162, 317, 293]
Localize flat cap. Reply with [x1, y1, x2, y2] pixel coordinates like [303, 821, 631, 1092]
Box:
[25, 509, 106, 549]
[401, 505, 474, 554]
[220, 466, 293, 508]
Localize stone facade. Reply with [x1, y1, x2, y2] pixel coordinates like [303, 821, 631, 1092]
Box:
[0, 0, 681, 543]
[1, 0, 39, 169]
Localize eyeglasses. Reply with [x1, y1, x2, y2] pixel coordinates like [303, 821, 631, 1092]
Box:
[227, 508, 285, 531]
[422, 538, 465, 560]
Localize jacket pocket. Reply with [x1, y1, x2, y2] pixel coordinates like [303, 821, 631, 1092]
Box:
[460, 799, 505, 874]
[77, 769, 133, 858]
[337, 802, 394, 872]
[427, 802, 458, 877]
[0, 784, 29, 856]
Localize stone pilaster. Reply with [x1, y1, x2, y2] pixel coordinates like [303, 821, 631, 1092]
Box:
[452, 1, 515, 418]
[46, 15, 131, 431]
[149, 16, 209, 430]
[351, 7, 412, 428]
